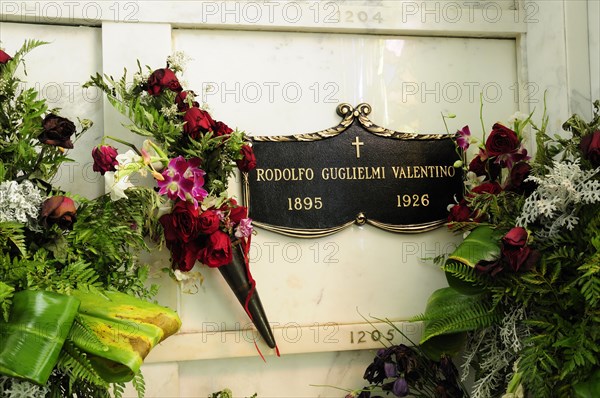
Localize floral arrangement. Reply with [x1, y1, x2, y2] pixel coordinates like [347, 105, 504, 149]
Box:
[412, 100, 600, 397]
[85, 52, 276, 350]
[0, 40, 181, 398]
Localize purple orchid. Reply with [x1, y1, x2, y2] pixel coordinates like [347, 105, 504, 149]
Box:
[456, 125, 471, 150]
[157, 156, 208, 207]
[234, 217, 253, 239]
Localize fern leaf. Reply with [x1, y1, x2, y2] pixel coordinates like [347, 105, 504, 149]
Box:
[57, 340, 108, 388]
[131, 370, 146, 398]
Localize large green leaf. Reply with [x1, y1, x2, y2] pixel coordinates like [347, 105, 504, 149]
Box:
[447, 226, 502, 267]
[70, 290, 181, 382]
[445, 226, 502, 294]
[0, 290, 80, 384]
[574, 370, 600, 398]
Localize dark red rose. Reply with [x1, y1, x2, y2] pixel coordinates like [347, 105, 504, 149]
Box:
[40, 196, 77, 229]
[175, 90, 199, 111]
[183, 107, 215, 139]
[38, 114, 76, 148]
[92, 145, 119, 175]
[147, 68, 182, 96]
[503, 246, 539, 272]
[159, 201, 201, 243]
[468, 155, 487, 176]
[471, 181, 502, 195]
[197, 210, 220, 234]
[485, 123, 519, 157]
[213, 121, 233, 137]
[506, 162, 535, 195]
[580, 130, 600, 168]
[502, 227, 528, 248]
[229, 205, 248, 225]
[198, 230, 232, 268]
[448, 201, 471, 223]
[236, 145, 257, 172]
[0, 50, 12, 64]
[168, 240, 202, 272]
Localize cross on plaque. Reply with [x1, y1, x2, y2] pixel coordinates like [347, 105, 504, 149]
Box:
[352, 136, 364, 158]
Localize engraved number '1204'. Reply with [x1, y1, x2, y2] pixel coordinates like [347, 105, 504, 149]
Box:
[288, 197, 323, 211]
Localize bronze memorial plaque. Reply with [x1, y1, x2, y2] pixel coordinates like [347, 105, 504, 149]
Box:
[242, 103, 463, 237]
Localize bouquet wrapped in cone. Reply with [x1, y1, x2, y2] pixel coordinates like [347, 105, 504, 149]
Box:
[85, 52, 277, 350]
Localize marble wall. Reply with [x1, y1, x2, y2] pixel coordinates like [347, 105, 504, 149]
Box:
[0, 1, 596, 396]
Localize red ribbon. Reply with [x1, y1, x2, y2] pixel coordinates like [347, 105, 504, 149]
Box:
[240, 235, 280, 360]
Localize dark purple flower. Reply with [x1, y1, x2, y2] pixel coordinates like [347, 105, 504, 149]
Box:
[580, 130, 600, 167]
[392, 377, 409, 397]
[384, 362, 397, 378]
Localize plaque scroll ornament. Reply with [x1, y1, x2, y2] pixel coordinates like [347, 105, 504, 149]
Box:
[243, 103, 464, 238]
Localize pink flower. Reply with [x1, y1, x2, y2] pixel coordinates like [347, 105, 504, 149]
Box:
[234, 218, 253, 238]
[157, 156, 208, 207]
[456, 125, 471, 150]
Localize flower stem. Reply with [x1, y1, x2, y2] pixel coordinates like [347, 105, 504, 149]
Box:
[105, 135, 142, 156]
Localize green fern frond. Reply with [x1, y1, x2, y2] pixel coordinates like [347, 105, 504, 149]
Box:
[67, 315, 109, 355]
[131, 370, 146, 398]
[57, 340, 108, 388]
[0, 281, 15, 322]
[0, 222, 27, 256]
[112, 382, 126, 398]
[443, 260, 480, 283]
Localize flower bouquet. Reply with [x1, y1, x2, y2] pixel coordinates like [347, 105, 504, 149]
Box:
[414, 101, 600, 397]
[0, 41, 181, 397]
[85, 53, 277, 350]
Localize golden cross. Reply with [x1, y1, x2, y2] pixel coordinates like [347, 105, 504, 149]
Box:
[352, 136, 364, 158]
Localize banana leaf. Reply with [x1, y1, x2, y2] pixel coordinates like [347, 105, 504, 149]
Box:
[445, 225, 502, 295]
[574, 370, 600, 398]
[69, 290, 181, 382]
[0, 290, 80, 384]
[447, 225, 501, 267]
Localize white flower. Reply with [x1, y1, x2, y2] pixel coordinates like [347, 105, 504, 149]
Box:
[173, 269, 204, 294]
[464, 171, 486, 189]
[166, 51, 191, 73]
[508, 111, 529, 124]
[104, 172, 134, 201]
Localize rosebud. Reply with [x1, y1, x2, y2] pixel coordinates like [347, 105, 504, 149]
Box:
[40, 196, 77, 229]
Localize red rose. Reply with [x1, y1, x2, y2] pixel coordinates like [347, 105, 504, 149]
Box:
[92, 145, 119, 175]
[213, 121, 233, 137]
[38, 114, 76, 149]
[448, 201, 471, 223]
[471, 181, 502, 195]
[0, 50, 12, 64]
[503, 246, 539, 272]
[502, 227, 528, 248]
[198, 231, 232, 268]
[468, 155, 487, 176]
[175, 90, 199, 112]
[159, 201, 201, 243]
[506, 162, 535, 194]
[183, 107, 215, 139]
[236, 145, 257, 172]
[229, 205, 248, 225]
[147, 68, 182, 96]
[40, 196, 77, 229]
[485, 123, 519, 157]
[580, 130, 600, 168]
[198, 210, 220, 234]
[168, 240, 202, 272]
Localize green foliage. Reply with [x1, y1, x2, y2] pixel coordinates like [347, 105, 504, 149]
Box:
[131, 371, 146, 398]
[57, 341, 108, 389]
